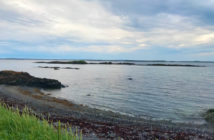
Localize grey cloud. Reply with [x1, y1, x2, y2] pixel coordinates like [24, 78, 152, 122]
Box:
[100, 0, 214, 26]
[0, 0, 214, 56]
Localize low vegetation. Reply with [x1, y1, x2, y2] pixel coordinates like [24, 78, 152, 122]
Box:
[0, 104, 81, 140]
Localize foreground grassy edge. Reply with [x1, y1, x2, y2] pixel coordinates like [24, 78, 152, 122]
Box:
[0, 103, 81, 140]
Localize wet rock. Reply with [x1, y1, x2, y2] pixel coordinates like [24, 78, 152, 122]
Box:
[53, 67, 60, 70]
[63, 67, 80, 70]
[38, 66, 60, 70]
[128, 78, 133, 80]
[0, 70, 64, 89]
[204, 109, 214, 123]
[98, 62, 135, 65]
[38, 66, 79, 70]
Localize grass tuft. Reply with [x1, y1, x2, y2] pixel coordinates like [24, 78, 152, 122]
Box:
[0, 103, 81, 140]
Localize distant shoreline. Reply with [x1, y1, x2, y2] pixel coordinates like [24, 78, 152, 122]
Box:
[35, 60, 205, 67]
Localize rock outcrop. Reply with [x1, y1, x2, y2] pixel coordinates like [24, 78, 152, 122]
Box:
[0, 70, 64, 89]
[204, 109, 214, 124]
[36, 60, 87, 64]
[38, 66, 79, 70]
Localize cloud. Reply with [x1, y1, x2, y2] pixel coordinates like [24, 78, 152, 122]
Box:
[101, 0, 214, 26]
[194, 33, 214, 44]
[197, 52, 214, 56]
[126, 13, 214, 49]
[0, 0, 132, 41]
[14, 44, 146, 54]
[0, 0, 147, 52]
[0, 0, 214, 60]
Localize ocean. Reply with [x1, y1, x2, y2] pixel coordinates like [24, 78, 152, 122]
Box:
[1, 59, 214, 125]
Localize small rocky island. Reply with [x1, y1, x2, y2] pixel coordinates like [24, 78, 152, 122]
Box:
[36, 60, 87, 64]
[145, 64, 204, 67]
[38, 66, 80, 70]
[0, 70, 64, 89]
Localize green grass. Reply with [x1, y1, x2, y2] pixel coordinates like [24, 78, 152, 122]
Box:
[0, 104, 81, 140]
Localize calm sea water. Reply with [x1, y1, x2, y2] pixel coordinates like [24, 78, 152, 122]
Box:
[1, 60, 214, 125]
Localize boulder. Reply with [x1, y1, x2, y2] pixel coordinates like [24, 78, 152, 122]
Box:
[0, 70, 64, 89]
[204, 109, 214, 124]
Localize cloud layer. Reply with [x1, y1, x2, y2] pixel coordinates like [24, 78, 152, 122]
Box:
[0, 0, 214, 60]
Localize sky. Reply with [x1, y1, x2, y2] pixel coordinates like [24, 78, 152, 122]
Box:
[0, 0, 214, 60]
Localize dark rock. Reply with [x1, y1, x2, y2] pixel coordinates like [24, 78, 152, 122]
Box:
[145, 64, 203, 67]
[36, 61, 135, 66]
[128, 78, 133, 80]
[63, 67, 80, 70]
[38, 66, 60, 70]
[38, 66, 79, 70]
[53, 67, 60, 70]
[99, 62, 113, 64]
[36, 60, 87, 64]
[204, 109, 214, 123]
[99, 62, 135, 65]
[118, 62, 135, 65]
[0, 70, 64, 89]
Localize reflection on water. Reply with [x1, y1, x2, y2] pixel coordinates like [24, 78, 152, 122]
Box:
[0, 60, 214, 125]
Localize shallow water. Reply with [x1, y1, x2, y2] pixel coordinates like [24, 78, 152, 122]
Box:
[0, 59, 214, 125]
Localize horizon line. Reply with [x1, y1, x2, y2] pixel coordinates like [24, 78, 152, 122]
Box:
[0, 58, 214, 62]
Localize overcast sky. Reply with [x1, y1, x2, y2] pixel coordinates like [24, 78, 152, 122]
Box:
[0, 0, 214, 60]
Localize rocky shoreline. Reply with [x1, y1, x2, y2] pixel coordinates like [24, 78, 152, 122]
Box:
[0, 84, 214, 139]
[204, 109, 214, 124]
[0, 71, 65, 89]
[0, 70, 213, 139]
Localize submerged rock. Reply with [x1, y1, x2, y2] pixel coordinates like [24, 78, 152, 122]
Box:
[38, 66, 60, 70]
[128, 78, 133, 80]
[145, 64, 204, 67]
[63, 67, 80, 70]
[98, 62, 135, 65]
[53, 67, 60, 70]
[99, 62, 113, 64]
[38, 66, 79, 70]
[204, 109, 214, 123]
[0, 70, 64, 89]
